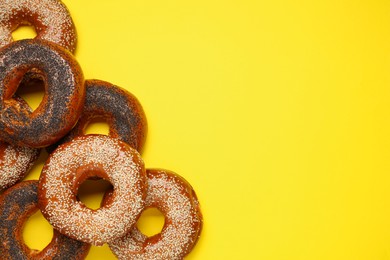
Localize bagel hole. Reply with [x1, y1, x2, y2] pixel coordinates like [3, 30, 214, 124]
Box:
[77, 177, 113, 210]
[14, 73, 45, 112]
[23, 210, 53, 251]
[23, 149, 49, 181]
[137, 207, 165, 237]
[84, 118, 110, 136]
[11, 25, 37, 41]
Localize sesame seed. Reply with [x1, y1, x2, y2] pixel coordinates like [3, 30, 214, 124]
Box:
[38, 135, 147, 246]
[0, 0, 77, 52]
[109, 169, 203, 260]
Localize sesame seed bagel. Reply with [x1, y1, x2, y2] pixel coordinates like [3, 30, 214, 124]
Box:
[0, 141, 39, 191]
[38, 135, 147, 246]
[109, 169, 203, 260]
[0, 0, 77, 52]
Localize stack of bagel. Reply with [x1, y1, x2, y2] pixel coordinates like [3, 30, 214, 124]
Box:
[0, 0, 203, 259]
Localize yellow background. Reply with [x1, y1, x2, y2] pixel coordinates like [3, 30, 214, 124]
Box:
[11, 0, 390, 259]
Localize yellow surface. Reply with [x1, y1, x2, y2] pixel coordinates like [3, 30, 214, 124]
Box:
[11, 0, 390, 259]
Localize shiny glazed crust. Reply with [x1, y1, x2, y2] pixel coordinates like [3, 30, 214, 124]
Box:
[38, 135, 147, 246]
[0, 39, 85, 148]
[0, 0, 77, 52]
[0, 180, 90, 260]
[109, 169, 203, 260]
[47, 79, 147, 153]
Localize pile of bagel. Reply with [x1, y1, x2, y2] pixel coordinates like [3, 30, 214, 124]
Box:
[0, 0, 203, 259]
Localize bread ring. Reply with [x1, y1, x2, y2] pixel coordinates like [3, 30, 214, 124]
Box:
[0, 180, 90, 259]
[0, 39, 85, 148]
[38, 135, 147, 246]
[109, 169, 203, 260]
[48, 79, 147, 153]
[0, 0, 77, 52]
